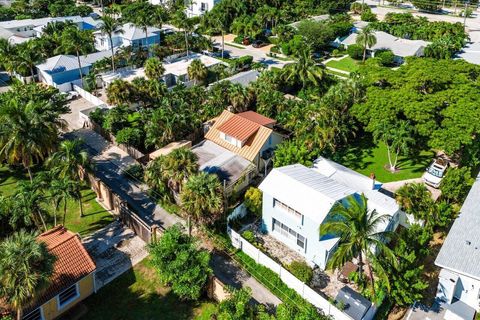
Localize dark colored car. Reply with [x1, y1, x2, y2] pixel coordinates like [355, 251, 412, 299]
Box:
[252, 40, 267, 48]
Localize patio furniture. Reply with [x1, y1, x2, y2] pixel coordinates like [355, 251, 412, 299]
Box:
[338, 261, 358, 283]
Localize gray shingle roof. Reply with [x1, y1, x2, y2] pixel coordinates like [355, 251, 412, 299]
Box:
[435, 172, 480, 280]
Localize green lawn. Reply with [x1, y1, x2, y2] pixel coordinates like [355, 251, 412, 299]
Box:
[0, 166, 114, 236]
[325, 56, 360, 73]
[225, 42, 246, 49]
[82, 259, 217, 320]
[334, 140, 434, 183]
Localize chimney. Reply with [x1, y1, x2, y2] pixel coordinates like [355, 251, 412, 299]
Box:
[370, 172, 376, 190]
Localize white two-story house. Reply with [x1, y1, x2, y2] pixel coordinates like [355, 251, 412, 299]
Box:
[93, 23, 161, 51]
[435, 172, 480, 319]
[185, 0, 221, 17]
[259, 157, 408, 269]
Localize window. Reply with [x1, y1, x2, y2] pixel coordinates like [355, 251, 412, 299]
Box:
[273, 199, 302, 220]
[272, 218, 306, 250]
[58, 284, 79, 308]
[200, 2, 207, 11]
[23, 308, 42, 320]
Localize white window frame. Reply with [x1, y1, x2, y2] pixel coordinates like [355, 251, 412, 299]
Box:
[23, 307, 44, 320]
[273, 199, 303, 221]
[272, 218, 306, 251]
[57, 283, 80, 310]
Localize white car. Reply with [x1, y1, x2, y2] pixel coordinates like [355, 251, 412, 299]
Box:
[423, 158, 448, 188]
[62, 91, 79, 101]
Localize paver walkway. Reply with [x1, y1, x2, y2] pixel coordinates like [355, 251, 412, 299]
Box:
[83, 221, 148, 289]
[70, 128, 282, 307]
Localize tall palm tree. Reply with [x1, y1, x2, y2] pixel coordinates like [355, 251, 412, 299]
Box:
[46, 139, 91, 217]
[180, 172, 224, 235]
[187, 59, 208, 85]
[106, 79, 133, 105]
[0, 99, 61, 181]
[0, 39, 18, 76]
[133, 8, 154, 52]
[228, 83, 252, 113]
[395, 183, 433, 225]
[16, 40, 45, 80]
[282, 46, 325, 91]
[320, 194, 397, 296]
[56, 27, 95, 84]
[173, 11, 195, 56]
[13, 180, 48, 231]
[0, 231, 56, 320]
[50, 177, 81, 226]
[356, 28, 377, 62]
[99, 15, 123, 72]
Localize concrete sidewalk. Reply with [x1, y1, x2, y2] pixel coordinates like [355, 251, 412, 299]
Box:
[69, 128, 282, 307]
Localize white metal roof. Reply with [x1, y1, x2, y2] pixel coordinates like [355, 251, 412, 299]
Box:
[435, 172, 480, 280]
[0, 16, 85, 29]
[117, 23, 160, 41]
[36, 51, 112, 74]
[341, 31, 430, 57]
[259, 164, 356, 224]
[164, 53, 224, 76]
[457, 42, 480, 65]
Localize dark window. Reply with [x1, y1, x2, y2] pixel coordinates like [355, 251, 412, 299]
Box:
[58, 284, 79, 307]
[23, 308, 42, 320]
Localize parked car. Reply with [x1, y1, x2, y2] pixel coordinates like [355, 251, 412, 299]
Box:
[202, 50, 231, 59]
[252, 40, 267, 48]
[423, 158, 449, 188]
[62, 91, 79, 101]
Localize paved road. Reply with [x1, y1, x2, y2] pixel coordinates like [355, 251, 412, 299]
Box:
[68, 128, 282, 307]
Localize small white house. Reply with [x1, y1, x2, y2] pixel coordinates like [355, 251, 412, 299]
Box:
[435, 172, 480, 318]
[259, 157, 408, 269]
[93, 23, 161, 51]
[185, 0, 221, 17]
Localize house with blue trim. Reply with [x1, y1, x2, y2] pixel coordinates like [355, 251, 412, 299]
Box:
[259, 157, 409, 269]
[36, 51, 112, 91]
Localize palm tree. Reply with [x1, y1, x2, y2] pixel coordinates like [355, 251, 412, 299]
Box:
[16, 41, 45, 80]
[187, 59, 208, 85]
[320, 194, 397, 296]
[282, 46, 325, 90]
[395, 183, 434, 225]
[228, 83, 252, 113]
[56, 27, 95, 84]
[133, 8, 154, 52]
[50, 177, 81, 226]
[173, 11, 195, 56]
[99, 15, 123, 72]
[0, 99, 61, 181]
[0, 231, 56, 320]
[13, 180, 48, 231]
[0, 39, 18, 76]
[356, 28, 377, 62]
[106, 79, 133, 105]
[162, 147, 199, 193]
[144, 57, 165, 80]
[180, 172, 224, 235]
[46, 139, 91, 217]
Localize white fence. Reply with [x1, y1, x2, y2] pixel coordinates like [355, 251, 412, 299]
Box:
[227, 203, 247, 222]
[73, 85, 110, 108]
[229, 228, 376, 320]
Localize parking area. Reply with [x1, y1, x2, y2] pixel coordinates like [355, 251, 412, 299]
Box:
[62, 97, 96, 131]
[82, 221, 148, 290]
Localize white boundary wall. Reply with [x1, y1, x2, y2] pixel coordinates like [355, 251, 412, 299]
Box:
[228, 227, 376, 320]
[73, 85, 111, 108]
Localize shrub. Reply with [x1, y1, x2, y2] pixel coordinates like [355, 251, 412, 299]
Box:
[270, 45, 280, 53]
[233, 35, 245, 44]
[115, 127, 142, 147]
[375, 49, 395, 66]
[244, 187, 262, 217]
[350, 2, 370, 14]
[286, 260, 313, 283]
[440, 167, 474, 204]
[347, 44, 363, 60]
[242, 230, 255, 243]
[89, 108, 106, 126]
[123, 164, 144, 182]
[361, 11, 378, 22]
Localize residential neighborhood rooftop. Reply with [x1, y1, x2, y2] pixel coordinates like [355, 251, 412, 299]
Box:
[29, 226, 96, 311]
[435, 172, 480, 280]
[37, 51, 112, 74]
[457, 42, 480, 65]
[211, 70, 260, 88]
[163, 53, 224, 76]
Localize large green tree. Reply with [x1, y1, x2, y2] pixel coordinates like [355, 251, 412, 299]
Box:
[0, 231, 56, 320]
[148, 225, 211, 300]
[99, 15, 123, 72]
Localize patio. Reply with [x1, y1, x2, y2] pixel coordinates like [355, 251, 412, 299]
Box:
[246, 221, 361, 300]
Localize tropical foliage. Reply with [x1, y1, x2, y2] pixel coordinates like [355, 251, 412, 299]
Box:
[148, 225, 211, 300]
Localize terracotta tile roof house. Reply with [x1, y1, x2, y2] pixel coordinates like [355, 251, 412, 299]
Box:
[192, 110, 286, 191]
[23, 226, 96, 320]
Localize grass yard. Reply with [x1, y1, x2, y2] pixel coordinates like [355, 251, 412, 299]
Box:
[225, 42, 246, 49]
[325, 56, 360, 73]
[334, 139, 434, 183]
[0, 165, 114, 236]
[82, 259, 217, 320]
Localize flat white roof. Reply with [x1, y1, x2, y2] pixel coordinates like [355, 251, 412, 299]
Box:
[164, 53, 224, 76]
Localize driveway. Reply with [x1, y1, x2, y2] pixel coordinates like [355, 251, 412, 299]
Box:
[382, 178, 442, 200]
[69, 128, 282, 308]
[62, 97, 96, 131]
[82, 221, 148, 289]
[405, 301, 446, 320]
